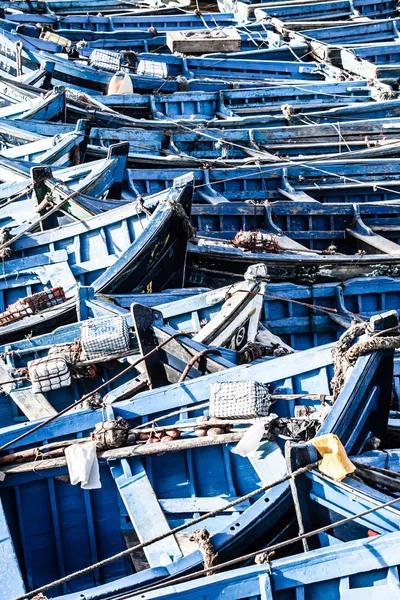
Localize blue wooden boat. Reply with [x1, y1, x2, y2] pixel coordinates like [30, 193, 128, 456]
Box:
[230, 0, 399, 20]
[187, 201, 400, 284]
[0, 332, 392, 599]
[0, 118, 88, 166]
[0, 283, 210, 346]
[0, 271, 267, 421]
[0, 173, 191, 312]
[122, 159, 400, 205]
[0, 29, 340, 94]
[0, 297, 236, 423]
[277, 16, 400, 45]
[9, 114, 392, 164]
[75, 41, 309, 63]
[0, 86, 65, 121]
[119, 50, 339, 80]
[86, 81, 393, 128]
[3, 175, 192, 297]
[75, 35, 306, 58]
[89, 531, 400, 600]
[0, 143, 128, 230]
[0, 0, 188, 15]
[83, 124, 400, 166]
[113, 440, 400, 600]
[1, 12, 240, 37]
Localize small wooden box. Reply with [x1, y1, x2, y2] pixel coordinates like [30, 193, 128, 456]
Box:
[166, 28, 242, 55]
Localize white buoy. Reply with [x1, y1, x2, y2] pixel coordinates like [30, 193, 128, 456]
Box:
[108, 71, 133, 95]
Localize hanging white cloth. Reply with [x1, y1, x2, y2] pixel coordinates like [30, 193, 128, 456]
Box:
[65, 441, 101, 489]
[232, 421, 266, 458]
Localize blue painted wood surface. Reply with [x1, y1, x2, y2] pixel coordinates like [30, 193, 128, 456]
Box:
[0, 344, 391, 598]
[108, 531, 400, 600]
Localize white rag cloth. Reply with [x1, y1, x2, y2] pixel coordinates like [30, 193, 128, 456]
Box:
[65, 441, 101, 489]
[232, 422, 266, 458]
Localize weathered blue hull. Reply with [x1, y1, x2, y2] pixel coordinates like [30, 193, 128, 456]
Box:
[107, 531, 400, 599]
[0, 342, 391, 599]
[0, 29, 338, 94]
[123, 160, 400, 205]
[187, 201, 400, 283]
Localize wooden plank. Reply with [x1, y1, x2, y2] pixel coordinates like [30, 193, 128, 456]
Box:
[166, 29, 241, 54]
[248, 440, 287, 485]
[0, 497, 25, 597]
[346, 229, 400, 254]
[110, 458, 183, 566]
[103, 374, 148, 404]
[159, 497, 251, 513]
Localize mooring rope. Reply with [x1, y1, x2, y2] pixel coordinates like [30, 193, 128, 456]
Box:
[14, 460, 319, 600]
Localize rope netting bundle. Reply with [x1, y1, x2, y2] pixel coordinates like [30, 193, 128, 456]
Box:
[331, 311, 400, 401]
[232, 230, 280, 253]
[92, 418, 130, 450]
[167, 199, 195, 238]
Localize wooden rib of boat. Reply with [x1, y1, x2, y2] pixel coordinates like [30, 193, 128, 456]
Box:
[0, 335, 392, 599]
[123, 159, 400, 205]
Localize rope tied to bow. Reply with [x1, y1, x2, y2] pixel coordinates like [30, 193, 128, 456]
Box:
[0, 227, 12, 258]
[331, 317, 400, 401]
[282, 103, 295, 122]
[167, 199, 195, 239]
[189, 529, 218, 575]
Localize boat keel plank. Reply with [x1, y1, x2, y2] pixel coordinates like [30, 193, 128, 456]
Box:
[110, 457, 183, 567]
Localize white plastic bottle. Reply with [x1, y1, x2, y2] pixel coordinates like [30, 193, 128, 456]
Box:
[108, 71, 133, 95]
